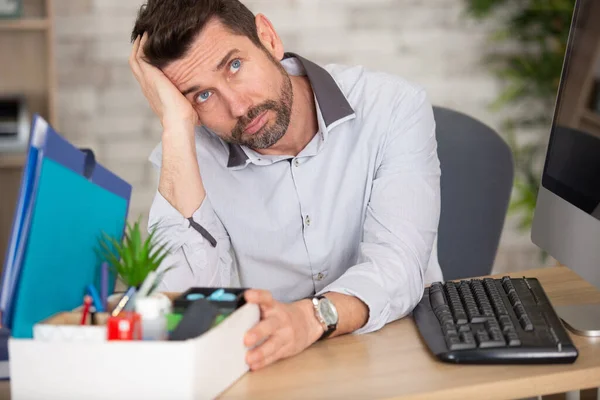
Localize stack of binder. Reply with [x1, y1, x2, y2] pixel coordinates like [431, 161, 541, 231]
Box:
[0, 115, 131, 378]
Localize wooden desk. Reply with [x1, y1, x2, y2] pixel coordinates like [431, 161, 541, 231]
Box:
[221, 267, 600, 400]
[0, 266, 597, 400]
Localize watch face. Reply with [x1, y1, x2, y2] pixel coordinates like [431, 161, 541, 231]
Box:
[318, 299, 338, 325]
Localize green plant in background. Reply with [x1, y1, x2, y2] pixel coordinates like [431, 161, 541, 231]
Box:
[463, 0, 575, 232]
[97, 218, 172, 288]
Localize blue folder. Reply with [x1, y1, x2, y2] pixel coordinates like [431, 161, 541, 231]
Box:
[0, 115, 131, 338]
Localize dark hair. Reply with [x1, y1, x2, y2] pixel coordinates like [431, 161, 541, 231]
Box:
[131, 0, 261, 69]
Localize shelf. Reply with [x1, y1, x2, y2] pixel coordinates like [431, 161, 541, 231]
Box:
[0, 153, 26, 168]
[0, 18, 49, 31]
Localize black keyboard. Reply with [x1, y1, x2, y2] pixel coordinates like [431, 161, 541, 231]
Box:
[412, 277, 578, 364]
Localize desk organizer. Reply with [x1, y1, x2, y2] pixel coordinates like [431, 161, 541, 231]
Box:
[8, 303, 259, 400]
[33, 311, 110, 343]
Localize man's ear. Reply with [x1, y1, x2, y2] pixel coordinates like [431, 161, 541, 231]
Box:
[255, 13, 284, 61]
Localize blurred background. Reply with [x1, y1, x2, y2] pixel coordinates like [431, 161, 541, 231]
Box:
[0, 0, 587, 275]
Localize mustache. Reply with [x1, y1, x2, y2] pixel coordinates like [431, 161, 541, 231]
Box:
[233, 100, 278, 136]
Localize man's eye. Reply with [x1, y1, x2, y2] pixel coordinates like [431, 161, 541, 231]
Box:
[230, 59, 242, 73]
[196, 91, 212, 103]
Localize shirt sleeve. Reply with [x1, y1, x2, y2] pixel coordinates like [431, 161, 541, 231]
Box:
[147, 170, 238, 293]
[317, 88, 441, 334]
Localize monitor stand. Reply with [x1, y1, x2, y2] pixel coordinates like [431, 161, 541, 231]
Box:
[554, 304, 600, 337]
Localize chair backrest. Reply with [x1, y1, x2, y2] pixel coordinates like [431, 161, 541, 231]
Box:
[433, 106, 514, 281]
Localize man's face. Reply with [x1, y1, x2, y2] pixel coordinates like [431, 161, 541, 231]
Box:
[163, 18, 293, 149]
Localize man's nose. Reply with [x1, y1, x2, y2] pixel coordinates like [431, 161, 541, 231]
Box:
[223, 88, 252, 119]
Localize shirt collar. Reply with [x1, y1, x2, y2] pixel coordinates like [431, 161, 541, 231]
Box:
[226, 52, 355, 169]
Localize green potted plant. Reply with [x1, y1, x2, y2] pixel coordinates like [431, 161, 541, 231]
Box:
[97, 218, 173, 289]
[463, 0, 575, 258]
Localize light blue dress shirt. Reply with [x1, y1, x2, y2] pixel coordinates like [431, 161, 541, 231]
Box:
[148, 53, 443, 334]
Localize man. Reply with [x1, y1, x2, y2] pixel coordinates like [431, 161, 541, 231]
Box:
[130, 0, 443, 371]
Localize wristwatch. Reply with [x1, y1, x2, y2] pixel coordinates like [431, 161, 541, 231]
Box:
[311, 295, 339, 340]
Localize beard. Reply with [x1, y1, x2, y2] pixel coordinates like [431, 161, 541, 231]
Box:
[228, 61, 294, 149]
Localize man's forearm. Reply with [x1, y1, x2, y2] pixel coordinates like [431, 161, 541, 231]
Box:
[159, 123, 206, 218]
[297, 292, 369, 342]
[324, 292, 369, 338]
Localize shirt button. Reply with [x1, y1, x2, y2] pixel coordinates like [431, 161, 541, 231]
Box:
[294, 159, 300, 167]
[305, 215, 311, 226]
[316, 272, 324, 281]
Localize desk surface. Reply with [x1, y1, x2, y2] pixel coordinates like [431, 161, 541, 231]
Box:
[0, 266, 598, 400]
[220, 267, 600, 400]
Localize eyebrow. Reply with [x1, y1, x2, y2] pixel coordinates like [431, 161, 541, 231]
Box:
[181, 49, 241, 97]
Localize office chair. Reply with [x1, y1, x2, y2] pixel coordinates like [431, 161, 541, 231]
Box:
[433, 106, 514, 281]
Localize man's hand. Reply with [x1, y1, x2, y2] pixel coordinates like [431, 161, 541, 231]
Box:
[243, 290, 324, 371]
[129, 32, 205, 217]
[129, 32, 197, 131]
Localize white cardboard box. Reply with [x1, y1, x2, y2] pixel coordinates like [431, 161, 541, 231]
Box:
[33, 311, 109, 343]
[9, 303, 260, 400]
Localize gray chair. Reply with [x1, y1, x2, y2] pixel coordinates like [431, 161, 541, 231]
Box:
[433, 106, 514, 281]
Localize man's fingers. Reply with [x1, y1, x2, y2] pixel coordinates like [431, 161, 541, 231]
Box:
[244, 316, 279, 348]
[244, 289, 274, 307]
[246, 336, 283, 371]
[136, 31, 149, 63]
[129, 35, 142, 77]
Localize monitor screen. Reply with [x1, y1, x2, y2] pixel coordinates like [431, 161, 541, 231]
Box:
[542, 0, 600, 219]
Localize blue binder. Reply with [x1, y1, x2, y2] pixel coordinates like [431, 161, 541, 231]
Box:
[0, 115, 131, 339]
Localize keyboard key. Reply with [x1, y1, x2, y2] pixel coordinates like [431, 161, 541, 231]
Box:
[445, 333, 460, 346]
[437, 310, 454, 326]
[476, 329, 505, 348]
[499, 315, 514, 332]
[430, 286, 447, 310]
[479, 341, 507, 349]
[447, 341, 477, 351]
[448, 343, 477, 351]
[442, 322, 457, 337]
[446, 331, 476, 351]
[434, 305, 451, 317]
[508, 289, 521, 306]
[489, 328, 505, 343]
[475, 329, 490, 344]
[481, 306, 495, 318]
[506, 330, 521, 346]
[458, 324, 471, 333]
[454, 312, 468, 325]
[470, 315, 488, 324]
[519, 315, 534, 331]
[502, 276, 514, 290]
[461, 331, 476, 345]
[486, 319, 501, 331]
[514, 304, 527, 318]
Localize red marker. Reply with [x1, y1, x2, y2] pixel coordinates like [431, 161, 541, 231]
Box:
[81, 295, 92, 325]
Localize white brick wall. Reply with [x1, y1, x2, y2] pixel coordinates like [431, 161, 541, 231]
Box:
[52, 0, 550, 273]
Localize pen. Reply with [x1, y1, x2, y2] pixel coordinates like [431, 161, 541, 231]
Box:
[90, 306, 97, 326]
[87, 284, 105, 312]
[112, 287, 136, 317]
[80, 295, 92, 325]
[101, 262, 109, 311]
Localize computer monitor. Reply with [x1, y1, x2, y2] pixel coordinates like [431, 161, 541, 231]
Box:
[531, 0, 600, 336]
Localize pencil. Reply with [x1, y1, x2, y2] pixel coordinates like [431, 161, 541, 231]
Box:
[80, 295, 92, 325]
